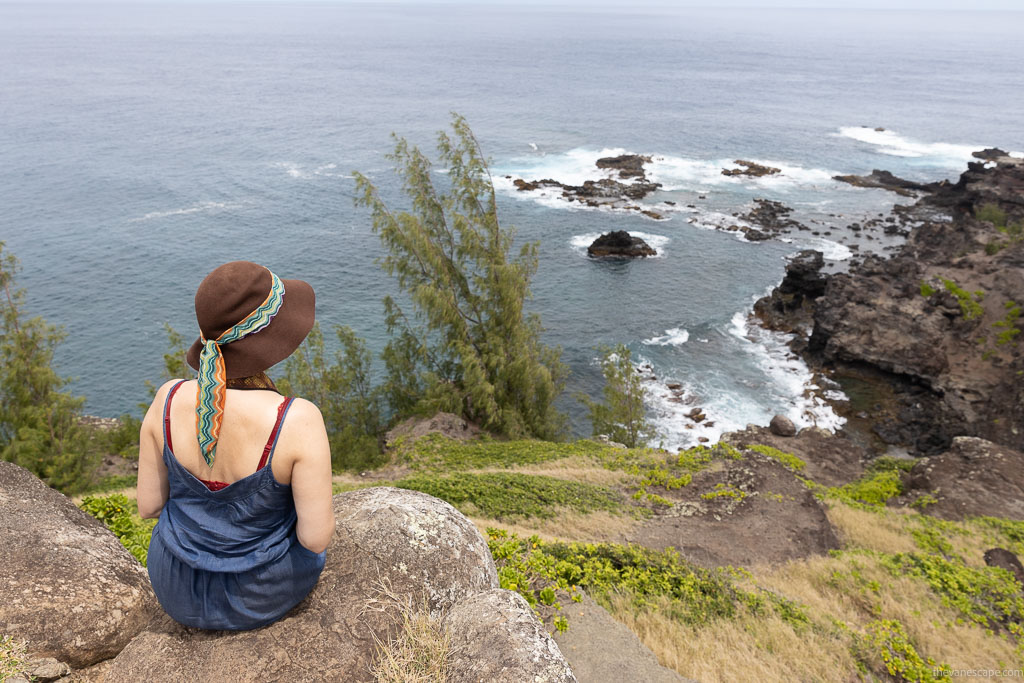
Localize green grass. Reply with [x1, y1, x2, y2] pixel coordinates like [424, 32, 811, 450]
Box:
[808, 469, 904, 509]
[394, 433, 612, 471]
[393, 472, 624, 520]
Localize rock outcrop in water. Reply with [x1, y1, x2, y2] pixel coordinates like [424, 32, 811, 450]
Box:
[757, 151, 1024, 455]
[587, 230, 657, 258]
[833, 169, 937, 196]
[721, 160, 781, 177]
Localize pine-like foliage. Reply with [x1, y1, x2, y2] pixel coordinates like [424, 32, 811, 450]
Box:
[353, 115, 567, 440]
[577, 344, 656, 448]
[277, 322, 385, 471]
[0, 242, 98, 492]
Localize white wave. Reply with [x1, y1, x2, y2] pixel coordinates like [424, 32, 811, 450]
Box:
[132, 201, 237, 222]
[569, 231, 669, 257]
[784, 237, 853, 262]
[529, 142, 538, 151]
[837, 127, 982, 165]
[274, 161, 305, 178]
[728, 312, 847, 433]
[642, 327, 689, 346]
[274, 161, 348, 179]
[495, 147, 839, 199]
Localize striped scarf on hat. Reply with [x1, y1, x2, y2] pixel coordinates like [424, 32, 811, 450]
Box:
[195, 269, 285, 467]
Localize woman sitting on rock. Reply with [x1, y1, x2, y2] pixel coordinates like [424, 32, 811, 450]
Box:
[137, 261, 334, 630]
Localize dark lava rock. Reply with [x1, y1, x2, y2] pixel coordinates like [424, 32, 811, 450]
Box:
[596, 154, 652, 180]
[753, 249, 827, 333]
[722, 160, 781, 178]
[906, 438, 1024, 520]
[737, 198, 807, 233]
[973, 148, 1010, 161]
[769, 415, 797, 437]
[984, 548, 1024, 589]
[833, 170, 935, 197]
[587, 230, 657, 258]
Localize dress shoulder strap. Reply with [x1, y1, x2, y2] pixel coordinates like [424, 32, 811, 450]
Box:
[163, 380, 188, 453]
[258, 397, 295, 470]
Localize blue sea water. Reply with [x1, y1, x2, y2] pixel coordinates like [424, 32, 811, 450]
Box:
[2, 3, 1023, 447]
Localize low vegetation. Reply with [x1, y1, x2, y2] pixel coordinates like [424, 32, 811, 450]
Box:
[393, 472, 625, 520]
[79, 493, 156, 565]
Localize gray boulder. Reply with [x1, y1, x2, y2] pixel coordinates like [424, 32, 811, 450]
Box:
[769, 415, 797, 437]
[0, 462, 156, 668]
[445, 589, 577, 683]
[103, 487, 501, 682]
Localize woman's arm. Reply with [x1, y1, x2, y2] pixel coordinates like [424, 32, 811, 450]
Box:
[137, 380, 173, 519]
[286, 399, 335, 553]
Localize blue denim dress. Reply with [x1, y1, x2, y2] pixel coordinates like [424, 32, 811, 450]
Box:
[147, 380, 326, 630]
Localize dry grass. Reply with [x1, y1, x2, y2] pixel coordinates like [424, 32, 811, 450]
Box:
[364, 578, 454, 683]
[827, 504, 919, 555]
[471, 508, 638, 544]
[603, 593, 859, 683]
[71, 486, 137, 505]
[478, 461, 633, 488]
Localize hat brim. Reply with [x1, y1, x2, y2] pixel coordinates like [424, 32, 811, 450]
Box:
[186, 278, 316, 380]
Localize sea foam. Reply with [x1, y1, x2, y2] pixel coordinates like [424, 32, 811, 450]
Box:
[837, 127, 982, 165]
[642, 327, 689, 346]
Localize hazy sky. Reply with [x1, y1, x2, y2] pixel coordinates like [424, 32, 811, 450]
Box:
[18, 0, 1024, 8]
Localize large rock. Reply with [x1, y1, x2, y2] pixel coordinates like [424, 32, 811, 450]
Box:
[0, 462, 156, 668]
[445, 589, 576, 683]
[596, 154, 652, 180]
[104, 488, 500, 682]
[906, 437, 1024, 520]
[587, 230, 657, 258]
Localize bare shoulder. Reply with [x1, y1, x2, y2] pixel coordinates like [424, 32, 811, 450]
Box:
[285, 397, 326, 427]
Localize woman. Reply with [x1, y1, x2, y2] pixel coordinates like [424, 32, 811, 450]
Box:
[137, 261, 334, 630]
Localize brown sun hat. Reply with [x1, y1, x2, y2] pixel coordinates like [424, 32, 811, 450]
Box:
[186, 261, 316, 379]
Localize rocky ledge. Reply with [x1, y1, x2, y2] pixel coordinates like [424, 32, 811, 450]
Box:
[755, 150, 1024, 456]
[1, 463, 576, 683]
[587, 230, 657, 258]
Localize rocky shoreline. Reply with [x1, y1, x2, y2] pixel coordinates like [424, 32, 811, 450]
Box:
[753, 150, 1024, 457]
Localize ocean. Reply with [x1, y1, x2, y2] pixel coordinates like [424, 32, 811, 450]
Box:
[2, 2, 1023, 448]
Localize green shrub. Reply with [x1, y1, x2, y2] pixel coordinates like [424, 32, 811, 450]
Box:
[994, 301, 1021, 346]
[942, 279, 984, 321]
[977, 203, 1008, 229]
[394, 472, 623, 520]
[79, 493, 156, 565]
[749, 444, 806, 471]
[818, 470, 903, 508]
[485, 529, 807, 629]
[919, 281, 936, 297]
[859, 618, 946, 682]
[880, 552, 1024, 630]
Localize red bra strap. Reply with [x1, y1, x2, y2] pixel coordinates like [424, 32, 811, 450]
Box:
[257, 398, 292, 471]
[163, 380, 187, 453]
